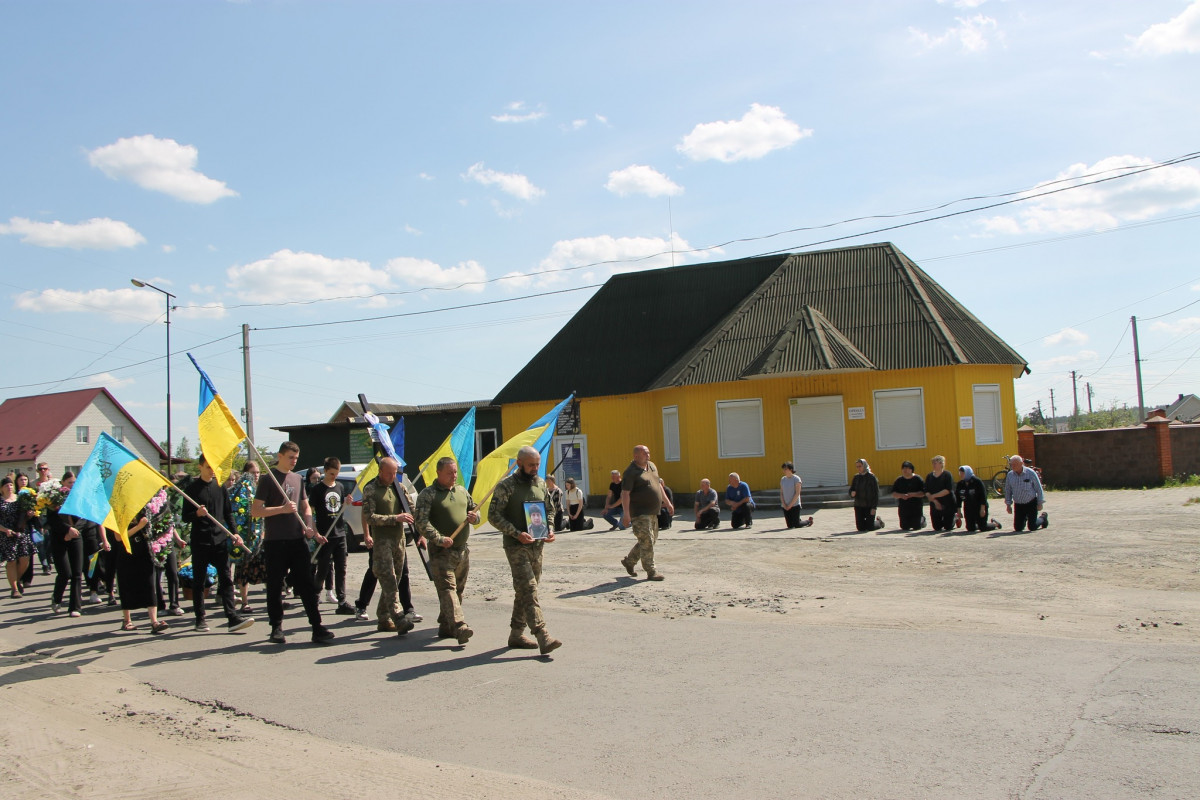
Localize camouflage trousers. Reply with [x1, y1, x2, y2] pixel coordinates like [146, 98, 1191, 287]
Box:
[371, 533, 407, 624]
[504, 543, 545, 634]
[625, 514, 659, 574]
[429, 547, 469, 630]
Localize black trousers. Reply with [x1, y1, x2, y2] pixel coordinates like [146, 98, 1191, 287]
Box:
[192, 542, 237, 622]
[51, 532, 84, 613]
[897, 499, 925, 530]
[854, 506, 878, 532]
[929, 501, 955, 531]
[783, 506, 803, 528]
[266, 538, 321, 628]
[314, 536, 348, 603]
[694, 508, 720, 529]
[83, 531, 105, 594]
[567, 505, 589, 531]
[1013, 500, 1040, 531]
[155, 549, 180, 610]
[355, 545, 413, 611]
[731, 505, 753, 529]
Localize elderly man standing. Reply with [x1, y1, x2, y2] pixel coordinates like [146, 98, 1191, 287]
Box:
[489, 446, 562, 655]
[363, 457, 422, 637]
[693, 478, 720, 530]
[1004, 455, 1048, 532]
[619, 445, 671, 580]
[414, 457, 480, 645]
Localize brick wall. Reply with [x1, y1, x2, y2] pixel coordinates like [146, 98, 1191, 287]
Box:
[1170, 426, 1200, 476]
[1030, 421, 1200, 488]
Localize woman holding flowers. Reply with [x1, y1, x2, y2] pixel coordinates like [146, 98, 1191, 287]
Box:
[1, 477, 35, 598]
[232, 460, 266, 613]
[116, 500, 169, 634]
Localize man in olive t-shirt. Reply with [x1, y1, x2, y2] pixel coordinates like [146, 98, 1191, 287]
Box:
[620, 445, 673, 581]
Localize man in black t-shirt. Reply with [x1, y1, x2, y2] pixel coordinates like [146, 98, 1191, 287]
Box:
[891, 461, 927, 531]
[601, 470, 624, 530]
[308, 456, 355, 615]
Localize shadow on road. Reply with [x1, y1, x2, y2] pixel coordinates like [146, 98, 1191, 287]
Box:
[556, 577, 638, 600]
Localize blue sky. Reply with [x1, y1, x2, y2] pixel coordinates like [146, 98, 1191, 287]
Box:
[2, 0, 1199, 449]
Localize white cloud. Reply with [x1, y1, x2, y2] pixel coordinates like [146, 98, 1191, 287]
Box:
[937, 0, 987, 7]
[505, 232, 723, 289]
[87, 134, 237, 204]
[605, 165, 684, 198]
[418, 172, 434, 181]
[563, 119, 588, 132]
[909, 14, 1002, 53]
[594, 114, 609, 126]
[15, 287, 163, 320]
[677, 103, 811, 163]
[385, 257, 487, 292]
[0, 216, 145, 250]
[161, 244, 175, 253]
[463, 162, 545, 201]
[1032, 350, 1099, 370]
[81, 372, 134, 389]
[403, 224, 422, 236]
[226, 249, 390, 304]
[1043, 328, 1089, 347]
[491, 102, 546, 123]
[981, 155, 1200, 235]
[1151, 316, 1200, 335]
[1132, 1, 1200, 55]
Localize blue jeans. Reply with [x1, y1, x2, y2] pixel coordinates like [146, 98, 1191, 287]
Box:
[602, 507, 624, 529]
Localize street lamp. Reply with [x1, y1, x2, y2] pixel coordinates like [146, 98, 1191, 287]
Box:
[131, 279, 176, 476]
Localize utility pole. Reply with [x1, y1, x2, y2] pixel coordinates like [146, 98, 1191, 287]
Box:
[1049, 388, 1057, 430]
[1086, 382, 1094, 414]
[1070, 370, 1079, 417]
[241, 324, 256, 444]
[1036, 400, 1043, 422]
[1131, 315, 1146, 423]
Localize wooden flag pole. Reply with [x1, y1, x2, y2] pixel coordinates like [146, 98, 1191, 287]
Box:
[164, 480, 239, 542]
[444, 463, 516, 542]
[244, 437, 314, 535]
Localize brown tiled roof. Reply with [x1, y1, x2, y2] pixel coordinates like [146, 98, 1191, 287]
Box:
[0, 387, 167, 462]
[493, 243, 1027, 404]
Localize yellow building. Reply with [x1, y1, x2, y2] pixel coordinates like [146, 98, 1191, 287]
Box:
[494, 243, 1027, 498]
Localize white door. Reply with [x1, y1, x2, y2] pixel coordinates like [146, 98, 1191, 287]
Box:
[789, 396, 848, 487]
[552, 435, 589, 496]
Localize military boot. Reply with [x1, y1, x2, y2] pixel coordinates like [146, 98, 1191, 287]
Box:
[377, 617, 397, 633]
[454, 623, 474, 645]
[437, 625, 454, 639]
[535, 628, 562, 655]
[508, 627, 538, 649]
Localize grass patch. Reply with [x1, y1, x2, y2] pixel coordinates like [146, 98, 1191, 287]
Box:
[1163, 474, 1200, 488]
[1185, 497, 1200, 506]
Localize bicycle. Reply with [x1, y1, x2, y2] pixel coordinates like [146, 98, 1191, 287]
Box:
[991, 456, 1043, 498]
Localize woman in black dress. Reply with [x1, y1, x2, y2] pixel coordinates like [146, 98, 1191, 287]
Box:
[1, 477, 35, 598]
[116, 508, 168, 633]
[953, 466, 1001, 533]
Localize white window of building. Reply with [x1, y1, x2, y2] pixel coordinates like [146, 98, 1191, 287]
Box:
[973, 384, 1003, 445]
[112, 425, 124, 442]
[873, 388, 925, 450]
[716, 399, 764, 458]
[662, 406, 680, 461]
[76, 425, 89, 444]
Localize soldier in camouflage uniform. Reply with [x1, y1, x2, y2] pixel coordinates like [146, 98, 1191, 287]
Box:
[414, 457, 479, 645]
[488, 446, 562, 655]
[362, 457, 422, 636]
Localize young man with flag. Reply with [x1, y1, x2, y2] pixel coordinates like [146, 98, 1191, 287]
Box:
[251, 442, 333, 645]
[183, 453, 254, 633]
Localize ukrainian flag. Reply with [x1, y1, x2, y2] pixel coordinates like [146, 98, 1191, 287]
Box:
[60, 433, 171, 553]
[470, 395, 572, 517]
[418, 407, 476, 489]
[187, 353, 247, 485]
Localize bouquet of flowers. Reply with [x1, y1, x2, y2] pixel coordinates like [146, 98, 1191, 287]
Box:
[146, 489, 177, 567]
[17, 487, 38, 516]
[229, 473, 262, 562]
[36, 480, 69, 514]
[178, 563, 217, 587]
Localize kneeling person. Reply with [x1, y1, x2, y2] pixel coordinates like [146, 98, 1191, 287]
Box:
[414, 457, 479, 645]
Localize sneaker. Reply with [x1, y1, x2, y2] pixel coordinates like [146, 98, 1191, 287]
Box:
[801, 517, 814, 528]
[169, 605, 185, 616]
[194, 620, 211, 632]
[50, 602, 60, 614]
[919, 516, 927, 529]
[268, 626, 287, 644]
[322, 589, 336, 604]
[88, 591, 101, 605]
[107, 595, 117, 606]
[354, 607, 369, 621]
[227, 616, 255, 633]
[874, 516, 884, 530]
[311, 625, 335, 644]
[404, 610, 422, 624]
[335, 603, 356, 616]
[621, 558, 636, 577]
[68, 610, 81, 618]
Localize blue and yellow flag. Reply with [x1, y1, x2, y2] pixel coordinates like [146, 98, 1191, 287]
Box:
[470, 395, 572, 518]
[418, 407, 476, 488]
[187, 353, 247, 485]
[60, 432, 171, 553]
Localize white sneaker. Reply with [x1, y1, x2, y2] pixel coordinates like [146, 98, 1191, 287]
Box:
[89, 591, 102, 605]
[322, 589, 336, 604]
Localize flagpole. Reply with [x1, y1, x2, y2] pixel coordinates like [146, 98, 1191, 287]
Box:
[445, 463, 516, 542]
[244, 436, 315, 536]
[163, 480, 239, 543]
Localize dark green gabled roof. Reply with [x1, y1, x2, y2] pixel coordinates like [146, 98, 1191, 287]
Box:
[492, 243, 1027, 405]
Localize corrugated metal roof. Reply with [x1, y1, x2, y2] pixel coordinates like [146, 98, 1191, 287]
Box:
[492, 243, 1027, 404]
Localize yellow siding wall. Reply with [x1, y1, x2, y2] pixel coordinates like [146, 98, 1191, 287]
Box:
[500, 364, 1019, 494]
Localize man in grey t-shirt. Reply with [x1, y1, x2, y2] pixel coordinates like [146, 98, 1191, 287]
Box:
[693, 478, 720, 530]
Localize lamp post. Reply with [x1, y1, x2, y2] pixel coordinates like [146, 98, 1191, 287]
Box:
[131, 279, 176, 476]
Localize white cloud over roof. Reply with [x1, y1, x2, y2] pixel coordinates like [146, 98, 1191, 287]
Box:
[0, 216, 145, 249]
[88, 134, 238, 204]
[677, 104, 811, 163]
